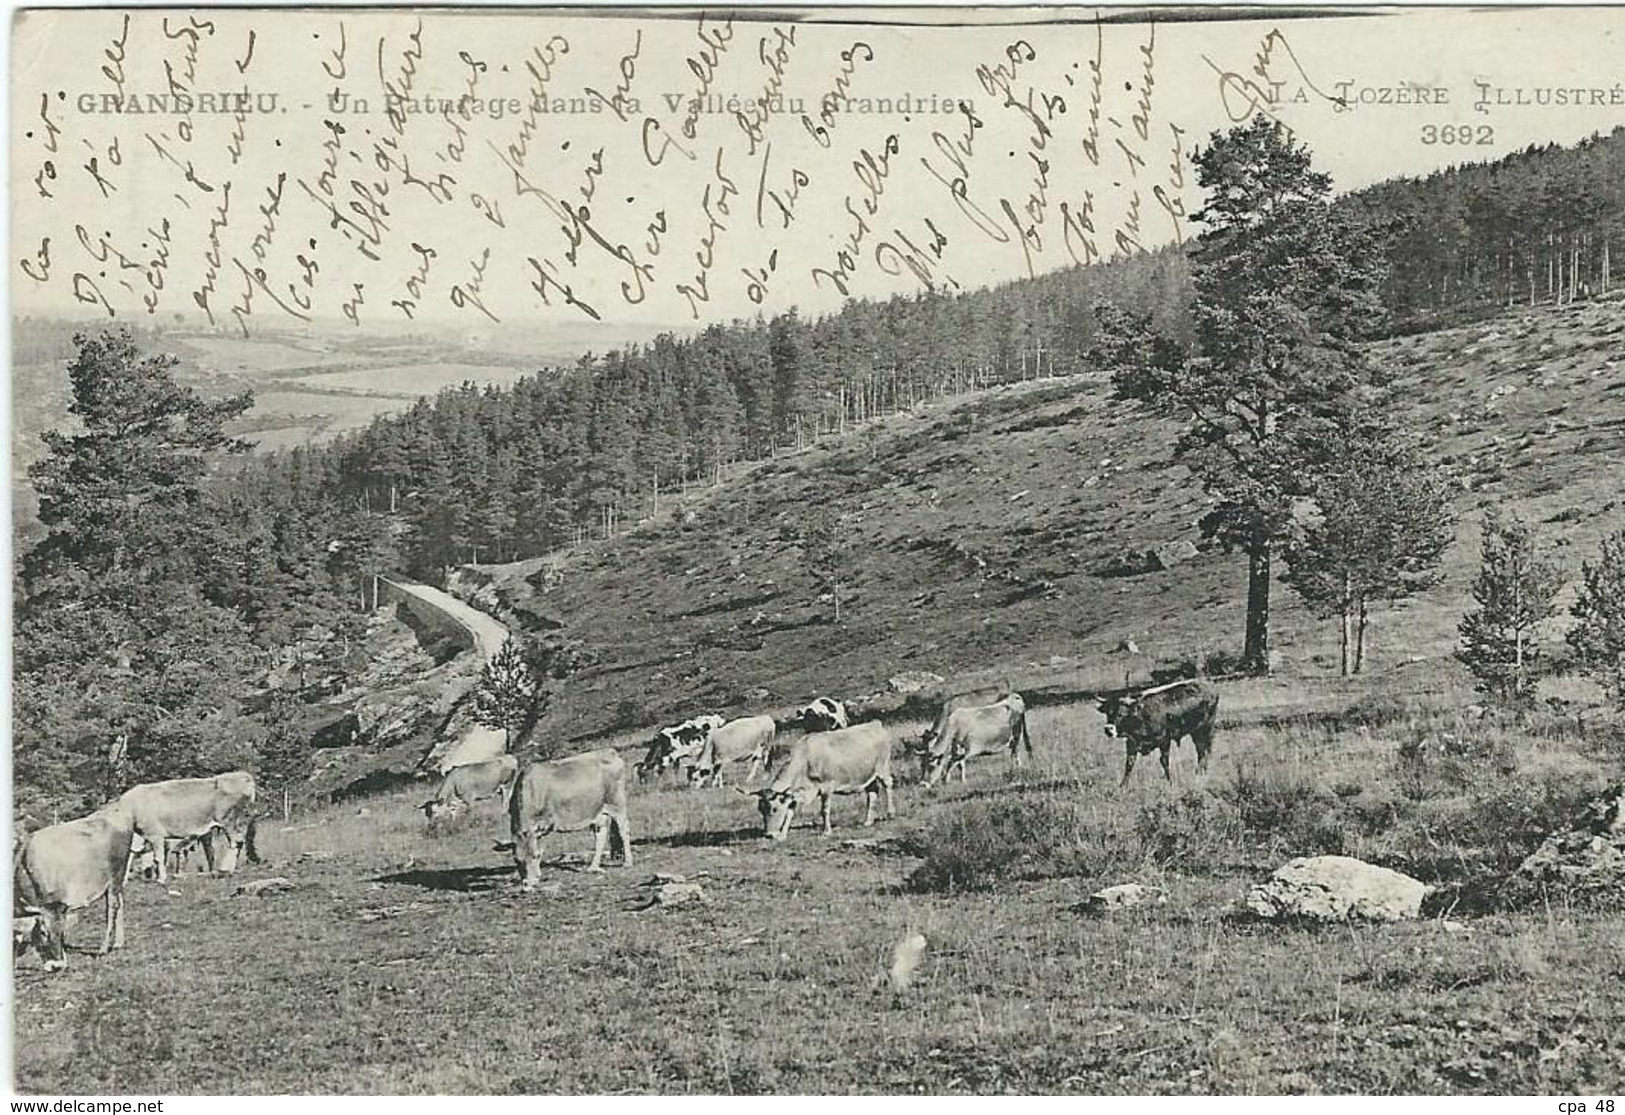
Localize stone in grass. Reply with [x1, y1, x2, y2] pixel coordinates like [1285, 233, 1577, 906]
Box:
[233, 877, 295, 898]
[1076, 883, 1168, 915]
[1246, 856, 1428, 923]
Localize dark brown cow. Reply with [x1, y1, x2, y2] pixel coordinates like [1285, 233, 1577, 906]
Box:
[1097, 680, 1220, 784]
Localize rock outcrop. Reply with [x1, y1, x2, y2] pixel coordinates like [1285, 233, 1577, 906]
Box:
[1513, 783, 1625, 907]
[888, 671, 945, 694]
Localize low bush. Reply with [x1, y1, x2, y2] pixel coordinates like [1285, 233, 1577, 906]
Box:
[1375, 767, 1613, 901]
[1133, 789, 1236, 872]
[901, 794, 1131, 893]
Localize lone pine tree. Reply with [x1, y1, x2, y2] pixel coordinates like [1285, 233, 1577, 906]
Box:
[1104, 118, 1390, 674]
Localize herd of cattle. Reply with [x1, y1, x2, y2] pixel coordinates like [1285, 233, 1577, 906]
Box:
[12, 679, 1221, 971]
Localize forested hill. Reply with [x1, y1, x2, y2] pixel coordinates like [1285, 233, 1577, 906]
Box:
[243, 127, 1625, 580]
[1341, 127, 1625, 328]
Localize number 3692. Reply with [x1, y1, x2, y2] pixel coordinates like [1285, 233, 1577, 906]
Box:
[1422, 124, 1494, 146]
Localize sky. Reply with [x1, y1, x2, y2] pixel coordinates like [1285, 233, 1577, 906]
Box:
[9, 6, 1623, 332]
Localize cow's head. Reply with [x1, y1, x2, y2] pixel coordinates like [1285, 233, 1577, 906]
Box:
[12, 909, 42, 959]
[902, 731, 942, 783]
[1096, 695, 1130, 739]
[738, 786, 800, 840]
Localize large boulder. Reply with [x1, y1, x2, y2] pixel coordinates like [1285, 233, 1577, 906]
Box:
[1513, 783, 1625, 906]
[1246, 855, 1428, 922]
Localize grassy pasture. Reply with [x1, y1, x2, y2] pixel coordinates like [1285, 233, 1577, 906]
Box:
[13, 683, 1624, 1095]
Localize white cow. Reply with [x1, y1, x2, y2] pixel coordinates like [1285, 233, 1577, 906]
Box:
[118, 772, 258, 883]
[14, 804, 137, 972]
[746, 721, 895, 840]
[508, 749, 632, 889]
[688, 715, 777, 788]
[915, 693, 1032, 787]
[422, 754, 520, 822]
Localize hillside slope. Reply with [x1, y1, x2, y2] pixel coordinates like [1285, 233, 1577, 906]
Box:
[456, 298, 1624, 744]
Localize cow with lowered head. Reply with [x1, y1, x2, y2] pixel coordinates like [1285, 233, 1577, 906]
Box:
[14, 803, 137, 972]
[1097, 679, 1220, 785]
[744, 720, 895, 840]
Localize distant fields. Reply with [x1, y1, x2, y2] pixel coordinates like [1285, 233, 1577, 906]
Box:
[299, 363, 536, 396]
[10, 326, 564, 474]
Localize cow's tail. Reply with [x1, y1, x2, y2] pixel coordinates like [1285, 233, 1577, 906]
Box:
[1019, 712, 1034, 758]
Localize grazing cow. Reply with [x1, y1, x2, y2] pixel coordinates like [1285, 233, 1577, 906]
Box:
[14, 804, 136, 972]
[920, 684, 1014, 751]
[914, 692, 1032, 787]
[746, 721, 895, 840]
[117, 772, 258, 883]
[794, 697, 849, 732]
[508, 749, 632, 888]
[636, 715, 724, 781]
[422, 754, 520, 822]
[1097, 679, 1220, 784]
[689, 715, 777, 788]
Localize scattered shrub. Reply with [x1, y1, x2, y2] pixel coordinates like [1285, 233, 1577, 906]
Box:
[901, 795, 1130, 892]
[1377, 767, 1611, 899]
[1133, 790, 1236, 872]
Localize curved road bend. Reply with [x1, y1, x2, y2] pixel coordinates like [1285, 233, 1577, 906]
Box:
[379, 577, 512, 772]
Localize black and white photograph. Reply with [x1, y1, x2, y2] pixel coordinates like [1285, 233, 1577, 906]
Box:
[7, 3, 1625, 1097]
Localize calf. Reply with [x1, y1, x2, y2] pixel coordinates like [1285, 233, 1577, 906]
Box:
[117, 771, 258, 883]
[1097, 679, 1220, 784]
[14, 804, 137, 972]
[689, 715, 777, 788]
[914, 692, 1032, 787]
[747, 721, 895, 840]
[508, 749, 632, 889]
[422, 754, 520, 822]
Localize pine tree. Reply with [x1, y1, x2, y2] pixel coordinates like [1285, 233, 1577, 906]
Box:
[795, 506, 853, 623]
[1567, 528, 1625, 707]
[1105, 118, 1390, 675]
[15, 329, 263, 808]
[472, 636, 537, 747]
[1458, 510, 1564, 706]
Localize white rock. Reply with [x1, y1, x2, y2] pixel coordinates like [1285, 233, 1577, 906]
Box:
[1246, 856, 1428, 922]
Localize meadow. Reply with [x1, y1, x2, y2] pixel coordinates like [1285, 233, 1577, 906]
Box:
[13, 672, 1624, 1095]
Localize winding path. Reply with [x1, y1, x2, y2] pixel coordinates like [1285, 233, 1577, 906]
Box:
[379, 577, 512, 773]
